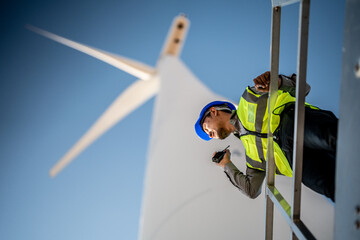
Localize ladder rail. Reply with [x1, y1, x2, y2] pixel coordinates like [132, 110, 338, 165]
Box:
[291, 0, 310, 233]
[265, 5, 281, 240]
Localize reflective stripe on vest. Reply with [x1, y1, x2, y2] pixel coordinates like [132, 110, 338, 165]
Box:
[238, 87, 295, 177]
[240, 132, 284, 175]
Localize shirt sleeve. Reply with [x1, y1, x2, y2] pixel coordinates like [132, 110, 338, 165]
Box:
[250, 74, 311, 97]
[279, 74, 311, 97]
[223, 162, 266, 199]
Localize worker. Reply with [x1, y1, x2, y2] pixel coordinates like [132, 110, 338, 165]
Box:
[194, 71, 337, 202]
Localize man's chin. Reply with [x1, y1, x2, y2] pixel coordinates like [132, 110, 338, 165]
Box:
[219, 130, 230, 140]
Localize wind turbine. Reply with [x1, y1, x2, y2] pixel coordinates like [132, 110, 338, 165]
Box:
[27, 14, 189, 177]
[28, 14, 335, 240]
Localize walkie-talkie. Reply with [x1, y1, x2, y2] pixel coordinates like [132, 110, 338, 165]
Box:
[212, 145, 230, 163]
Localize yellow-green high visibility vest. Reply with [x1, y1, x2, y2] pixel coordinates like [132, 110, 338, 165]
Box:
[237, 87, 317, 177]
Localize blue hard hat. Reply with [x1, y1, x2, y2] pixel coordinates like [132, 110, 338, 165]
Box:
[194, 101, 236, 141]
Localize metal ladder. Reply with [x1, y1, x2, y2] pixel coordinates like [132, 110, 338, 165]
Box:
[265, 0, 315, 239]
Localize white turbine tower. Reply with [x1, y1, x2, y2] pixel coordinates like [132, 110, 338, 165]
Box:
[29, 15, 335, 240]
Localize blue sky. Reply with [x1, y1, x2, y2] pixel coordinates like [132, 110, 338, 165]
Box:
[0, 0, 345, 239]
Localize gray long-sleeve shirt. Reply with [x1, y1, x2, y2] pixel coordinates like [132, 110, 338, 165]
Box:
[223, 74, 310, 199]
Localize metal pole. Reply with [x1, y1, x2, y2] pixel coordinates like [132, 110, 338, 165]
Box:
[265, 6, 281, 240]
[291, 0, 310, 239]
[335, 0, 360, 239]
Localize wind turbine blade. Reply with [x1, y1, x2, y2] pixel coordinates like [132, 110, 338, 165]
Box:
[49, 77, 159, 177]
[26, 24, 155, 80]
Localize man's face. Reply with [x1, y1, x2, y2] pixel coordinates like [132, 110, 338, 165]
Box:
[202, 108, 232, 140]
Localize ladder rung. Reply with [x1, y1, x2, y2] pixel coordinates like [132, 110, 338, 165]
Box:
[272, 0, 300, 7]
[266, 186, 316, 240]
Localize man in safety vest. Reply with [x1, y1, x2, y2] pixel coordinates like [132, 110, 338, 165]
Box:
[194, 71, 337, 202]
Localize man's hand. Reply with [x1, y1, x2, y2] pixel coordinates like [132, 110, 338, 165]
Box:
[253, 71, 282, 92]
[214, 149, 231, 168]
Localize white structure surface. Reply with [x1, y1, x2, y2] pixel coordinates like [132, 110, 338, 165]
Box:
[139, 55, 334, 240]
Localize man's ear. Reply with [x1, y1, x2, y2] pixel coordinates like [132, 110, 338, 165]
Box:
[210, 107, 218, 116]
